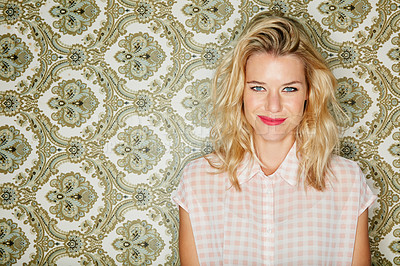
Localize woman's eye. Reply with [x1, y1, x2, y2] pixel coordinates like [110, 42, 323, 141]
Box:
[283, 87, 298, 92]
[251, 86, 264, 92]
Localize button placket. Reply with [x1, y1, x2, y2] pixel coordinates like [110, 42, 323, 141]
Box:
[263, 172, 275, 264]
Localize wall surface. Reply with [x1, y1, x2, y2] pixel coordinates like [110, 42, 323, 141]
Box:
[0, 0, 399, 264]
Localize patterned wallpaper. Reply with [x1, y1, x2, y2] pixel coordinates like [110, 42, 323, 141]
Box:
[0, 0, 399, 264]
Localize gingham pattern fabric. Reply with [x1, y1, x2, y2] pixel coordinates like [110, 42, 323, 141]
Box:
[173, 144, 377, 265]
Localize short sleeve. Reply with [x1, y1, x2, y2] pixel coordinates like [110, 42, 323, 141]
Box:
[172, 167, 190, 213]
[358, 167, 377, 216]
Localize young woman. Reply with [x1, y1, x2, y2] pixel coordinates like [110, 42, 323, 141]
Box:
[173, 12, 376, 265]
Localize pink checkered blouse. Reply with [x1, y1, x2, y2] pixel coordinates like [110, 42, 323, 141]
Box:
[173, 144, 376, 265]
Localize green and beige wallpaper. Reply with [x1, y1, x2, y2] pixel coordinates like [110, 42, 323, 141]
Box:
[0, 0, 399, 264]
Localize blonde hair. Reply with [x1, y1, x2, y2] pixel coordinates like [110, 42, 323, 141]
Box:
[208, 12, 345, 191]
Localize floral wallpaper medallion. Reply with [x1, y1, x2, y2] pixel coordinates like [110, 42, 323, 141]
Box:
[182, 78, 212, 127]
[114, 125, 166, 174]
[68, 45, 88, 70]
[1, 1, 24, 25]
[132, 90, 154, 116]
[340, 136, 361, 161]
[0, 91, 20, 116]
[338, 42, 359, 68]
[130, 1, 155, 23]
[112, 219, 164, 265]
[48, 79, 99, 128]
[64, 231, 86, 258]
[0, 183, 18, 210]
[269, 0, 290, 14]
[46, 172, 98, 221]
[182, 0, 234, 33]
[318, 0, 372, 32]
[0, 34, 33, 81]
[0, 218, 29, 265]
[336, 77, 372, 126]
[50, 0, 100, 35]
[201, 43, 223, 69]
[0, 125, 31, 174]
[0, 0, 399, 264]
[115, 32, 166, 81]
[133, 184, 153, 210]
[66, 137, 87, 163]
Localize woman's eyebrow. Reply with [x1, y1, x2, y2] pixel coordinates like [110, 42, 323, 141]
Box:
[246, 80, 265, 84]
[246, 80, 303, 86]
[282, 81, 303, 86]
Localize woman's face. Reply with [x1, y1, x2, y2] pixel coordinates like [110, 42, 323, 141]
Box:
[243, 52, 308, 145]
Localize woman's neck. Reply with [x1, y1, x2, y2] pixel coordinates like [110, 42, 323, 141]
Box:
[254, 136, 295, 175]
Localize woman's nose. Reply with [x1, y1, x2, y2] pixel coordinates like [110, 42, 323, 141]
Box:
[265, 92, 282, 113]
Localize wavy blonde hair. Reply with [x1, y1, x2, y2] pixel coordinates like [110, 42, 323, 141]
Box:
[208, 12, 345, 191]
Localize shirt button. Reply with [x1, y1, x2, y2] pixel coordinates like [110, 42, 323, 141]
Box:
[267, 228, 272, 234]
[266, 188, 273, 194]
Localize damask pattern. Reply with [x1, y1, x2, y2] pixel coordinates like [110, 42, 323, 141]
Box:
[114, 125, 166, 174]
[318, 0, 371, 32]
[115, 32, 166, 81]
[0, 218, 29, 264]
[112, 219, 164, 265]
[0, 126, 31, 174]
[0, 34, 33, 81]
[0, 0, 399, 264]
[336, 77, 371, 126]
[48, 79, 99, 127]
[182, 0, 234, 33]
[50, 0, 100, 35]
[0, 91, 20, 116]
[182, 78, 212, 127]
[46, 172, 98, 221]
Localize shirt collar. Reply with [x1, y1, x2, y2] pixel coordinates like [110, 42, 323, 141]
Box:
[236, 142, 299, 187]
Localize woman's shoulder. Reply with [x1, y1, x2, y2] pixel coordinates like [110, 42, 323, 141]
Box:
[330, 155, 361, 171]
[184, 153, 219, 171]
[182, 153, 222, 179]
[330, 155, 364, 183]
[329, 155, 376, 211]
[180, 153, 226, 193]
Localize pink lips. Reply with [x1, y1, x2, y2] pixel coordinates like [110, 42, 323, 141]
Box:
[258, 115, 286, 126]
